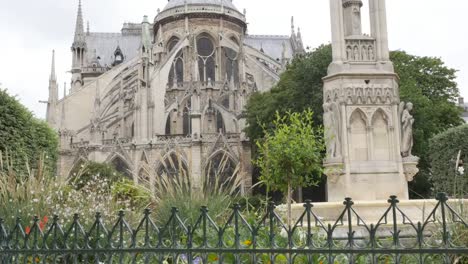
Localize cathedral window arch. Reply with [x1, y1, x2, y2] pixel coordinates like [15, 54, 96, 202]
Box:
[223, 47, 239, 85]
[349, 109, 369, 161]
[204, 151, 239, 191]
[110, 156, 132, 178]
[157, 152, 189, 178]
[197, 34, 216, 83]
[371, 109, 391, 161]
[183, 107, 191, 136]
[168, 37, 184, 88]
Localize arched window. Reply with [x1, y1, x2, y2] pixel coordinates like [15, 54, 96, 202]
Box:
[165, 114, 171, 135]
[223, 47, 239, 85]
[167, 37, 179, 52]
[205, 152, 238, 191]
[183, 107, 191, 136]
[349, 110, 368, 161]
[157, 153, 189, 177]
[216, 110, 225, 133]
[372, 110, 390, 161]
[197, 35, 216, 83]
[168, 37, 184, 88]
[111, 156, 131, 178]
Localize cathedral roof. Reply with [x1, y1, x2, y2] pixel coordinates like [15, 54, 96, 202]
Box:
[244, 35, 294, 61]
[163, 0, 238, 11]
[84, 33, 141, 68]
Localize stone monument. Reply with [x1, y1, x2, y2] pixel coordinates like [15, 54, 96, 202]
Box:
[323, 0, 419, 201]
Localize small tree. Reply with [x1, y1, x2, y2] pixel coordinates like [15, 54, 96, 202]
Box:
[255, 110, 325, 226]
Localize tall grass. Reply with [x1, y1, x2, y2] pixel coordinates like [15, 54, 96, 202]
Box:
[137, 152, 244, 225]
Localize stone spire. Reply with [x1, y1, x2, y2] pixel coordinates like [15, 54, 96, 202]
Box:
[50, 50, 57, 82]
[47, 50, 59, 128]
[74, 0, 85, 43]
[71, 0, 86, 92]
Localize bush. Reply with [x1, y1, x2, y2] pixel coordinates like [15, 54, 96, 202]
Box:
[429, 125, 468, 196]
[0, 89, 58, 174]
[69, 161, 125, 190]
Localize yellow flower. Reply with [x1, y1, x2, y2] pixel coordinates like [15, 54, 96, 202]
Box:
[243, 239, 252, 246]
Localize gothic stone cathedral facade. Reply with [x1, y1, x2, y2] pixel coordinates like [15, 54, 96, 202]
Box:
[46, 0, 305, 191]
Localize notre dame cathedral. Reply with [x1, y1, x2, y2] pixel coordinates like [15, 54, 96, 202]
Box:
[46, 0, 305, 191]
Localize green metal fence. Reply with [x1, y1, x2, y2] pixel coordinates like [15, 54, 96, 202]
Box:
[0, 193, 467, 263]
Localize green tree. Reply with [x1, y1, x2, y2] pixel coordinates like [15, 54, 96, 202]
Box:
[0, 89, 58, 175]
[245, 45, 331, 142]
[255, 110, 324, 226]
[69, 161, 125, 190]
[429, 125, 468, 197]
[246, 46, 462, 198]
[391, 51, 463, 197]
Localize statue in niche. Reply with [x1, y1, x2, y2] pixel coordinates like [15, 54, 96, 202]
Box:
[353, 46, 359, 61]
[368, 45, 375, 60]
[346, 46, 352, 61]
[399, 102, 415, 157]
[361, 45, 368, 60]
[323, 102, 342, 160]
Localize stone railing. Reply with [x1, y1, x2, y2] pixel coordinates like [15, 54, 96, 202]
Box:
[345, 37, 376, 62]
[70, 140, 90, 149]
[156, 4, 246, 23]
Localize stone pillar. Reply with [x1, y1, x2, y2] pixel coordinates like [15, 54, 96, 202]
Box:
[323, 0, 417, 202]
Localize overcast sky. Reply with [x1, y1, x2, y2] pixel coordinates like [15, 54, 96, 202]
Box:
[0, 0, 467, 118]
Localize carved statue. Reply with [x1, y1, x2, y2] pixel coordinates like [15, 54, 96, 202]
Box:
[346, 46, 352, 61]
[368, 45, 374, 60]
[353, 46, 359, 61]
[324, 102, 342, 160]
[399, 102, 415, 157]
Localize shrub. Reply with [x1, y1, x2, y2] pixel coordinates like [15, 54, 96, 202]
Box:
[0, 89, 58, 174]
[429, 125, 468, 196]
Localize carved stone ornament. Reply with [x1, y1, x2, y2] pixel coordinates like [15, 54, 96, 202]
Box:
[403, 157, 420, 182]
[324, 163, 345, 184]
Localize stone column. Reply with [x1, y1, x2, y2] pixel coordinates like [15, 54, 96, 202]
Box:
[329, 0, 345, 63]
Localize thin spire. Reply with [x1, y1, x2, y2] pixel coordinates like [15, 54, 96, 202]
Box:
[74, 0, 85, 42]
[291, 16, 295, 35]
[50, 50, 56, 81]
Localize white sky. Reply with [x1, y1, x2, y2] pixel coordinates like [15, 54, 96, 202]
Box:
[0, 0, 467, 118]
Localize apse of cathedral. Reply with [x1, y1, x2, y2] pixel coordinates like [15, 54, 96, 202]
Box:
[45, 0, 305, 190]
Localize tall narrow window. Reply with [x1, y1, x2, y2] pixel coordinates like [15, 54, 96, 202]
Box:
[224, 47, 239, 85]
[197, 35, 216, 82]
[216, 110, 225, 133]
[183, 107, 191, 136]
[168, 37, 184, 88]
[165, 115, 171, 135]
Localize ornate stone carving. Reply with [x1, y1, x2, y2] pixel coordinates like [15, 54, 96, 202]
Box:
[324, 102, 342, 160]
[324, 163, 345, 184]
[403, 158, 420, 182]
[399, 102, 415, 158]
[345, 38, 376, 62]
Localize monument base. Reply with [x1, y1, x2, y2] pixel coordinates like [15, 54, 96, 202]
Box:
[284, 198, 467, 225]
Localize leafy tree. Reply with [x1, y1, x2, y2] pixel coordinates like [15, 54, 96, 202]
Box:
[0, 88, 58, 175]
[246, 46, 462, 198]
[245, 45, 331, 142]
[429, 125, 468, 197]
[255, 110, 324, 226]
[391, 51, 463, 197]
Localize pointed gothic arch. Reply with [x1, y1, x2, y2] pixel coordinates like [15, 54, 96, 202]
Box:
[107, 154, 133, 178]
[204, 150, 239, 190]
[349, 108, 369, 161]
[68, 156, 88, 179]
[156, 152, 189, 178]
[196, 33, 217, 82]
[371, 108, 391, 161]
